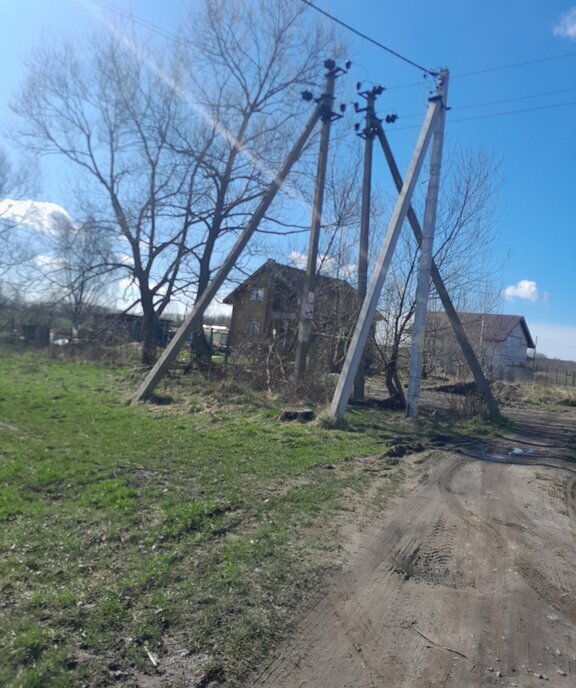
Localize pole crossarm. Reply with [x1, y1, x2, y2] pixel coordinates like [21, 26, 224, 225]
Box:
[375, 121, 502, 421]
[329, 96, 441, 418]
[131, 101, 325, 404]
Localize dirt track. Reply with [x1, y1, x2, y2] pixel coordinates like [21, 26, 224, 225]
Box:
[254, 408, 576, 687]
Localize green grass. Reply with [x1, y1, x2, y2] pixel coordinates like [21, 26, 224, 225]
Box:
[0, 344, 438, 687]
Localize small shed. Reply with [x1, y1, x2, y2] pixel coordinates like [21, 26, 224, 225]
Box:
[98, 313, 174, 347]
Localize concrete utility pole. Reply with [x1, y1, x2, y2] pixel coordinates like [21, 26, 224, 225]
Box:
[353, 85, 383, 401]
[375, 117, 502, 421]
[406, 69, 449, 418]
[329, 95, 442, 419]
[132, 92, 327, 404]
[294, 61, 339, 380]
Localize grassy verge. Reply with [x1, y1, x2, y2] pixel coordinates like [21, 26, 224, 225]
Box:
[1, 344, 444, 687]
[491, 379, 576, 410]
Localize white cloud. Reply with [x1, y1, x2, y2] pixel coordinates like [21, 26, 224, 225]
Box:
[553, 7, 576, 39]
[289, 250, 307, 270]
[0, 199, 72, 236]
[33, 254, 66, 270]
[115, 276, 140, 311]
[503, 279, 543, 302]
[288, 250, 357, 279]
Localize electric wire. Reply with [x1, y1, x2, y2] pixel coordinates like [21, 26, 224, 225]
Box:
[455, 52, 576, 78]
[87, 0, 191, 45]
[299, 0, 435, 76]
[388, 51, 576, 90]
[400, 87, 576, 120]
[389, 100, 576, 132]
[449, 100, 576, 124]
[88, 0, 576, 97]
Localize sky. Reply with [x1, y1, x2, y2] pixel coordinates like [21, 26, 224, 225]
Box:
[0, 0, 575, 360]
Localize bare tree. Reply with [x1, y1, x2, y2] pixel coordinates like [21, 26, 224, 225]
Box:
[0, 148, 35, 283]
[373, 147, 502, 406]
[12, 0, 333, 363]
[33, 214, 116, 333]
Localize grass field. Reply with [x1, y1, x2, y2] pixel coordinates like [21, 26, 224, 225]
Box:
[0, 343, 442, 687]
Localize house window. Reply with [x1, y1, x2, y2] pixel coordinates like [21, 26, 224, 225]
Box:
[247, 320, 260, 336]
[250, 288, 265, 302]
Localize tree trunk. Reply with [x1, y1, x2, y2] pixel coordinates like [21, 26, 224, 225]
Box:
[141, 294, 157, 365]
[190, 327, 212, 362]
[384, 338, 407, 409]
[384, 363, 406, 409]
[189, 252, 213, 362]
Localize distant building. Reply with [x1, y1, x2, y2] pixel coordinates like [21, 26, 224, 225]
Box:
[425, 312, 535, 380]
[223, 259, 360, 372]
[98, 312, 174, 347]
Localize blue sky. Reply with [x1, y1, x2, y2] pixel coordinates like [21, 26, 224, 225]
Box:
[0, 0, 575, 359]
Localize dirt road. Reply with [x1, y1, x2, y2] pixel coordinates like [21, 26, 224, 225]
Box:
[254, 408, 576, 687]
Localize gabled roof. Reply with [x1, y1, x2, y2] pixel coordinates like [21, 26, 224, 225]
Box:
[223, 258, 356, 304]
[427, 311, 535, 349]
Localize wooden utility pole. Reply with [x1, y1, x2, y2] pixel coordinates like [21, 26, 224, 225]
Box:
[294, 62, 338, 380]
[329, 94, 441, 419]
[406, 69, 449, 418]
[353, 86, 382, 401]
[132, 94, 326, 404]
[375, 113, 502, 421]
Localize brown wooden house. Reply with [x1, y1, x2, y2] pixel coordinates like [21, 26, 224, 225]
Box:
[223, 259, 359, 371]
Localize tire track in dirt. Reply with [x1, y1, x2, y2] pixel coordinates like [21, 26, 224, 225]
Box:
[566, 475, 576, 524]
[438, 455, 576, 625]
[253, 407, 576, 687]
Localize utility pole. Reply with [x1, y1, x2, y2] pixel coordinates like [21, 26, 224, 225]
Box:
[375, 112, 502, 421]
[132, 87, 327, 404]
[352, 85, 383, 401]
[294, 59, 348, 380]
[329, 94, 441, 418]
[406, 69, 449, 418]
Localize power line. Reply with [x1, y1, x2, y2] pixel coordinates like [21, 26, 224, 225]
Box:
[455, 52, 576, 79]
[453, 87, 576, 112]
[388, 50, 576, 90]
[299, 0, 435, 76]
[449, 100, 576, 124]
[88, 0, 576, 101]
[390, 100, 576, 131]
[87, 0, 191, 46]
[400, 87, 576, 120]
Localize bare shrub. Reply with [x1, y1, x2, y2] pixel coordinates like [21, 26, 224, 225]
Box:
[444, 389, 484, 418]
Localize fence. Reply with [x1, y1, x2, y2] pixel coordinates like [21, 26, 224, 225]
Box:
[533, 365, 576, 387]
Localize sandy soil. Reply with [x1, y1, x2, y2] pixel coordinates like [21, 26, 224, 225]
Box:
[253, 407, 576, 687]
